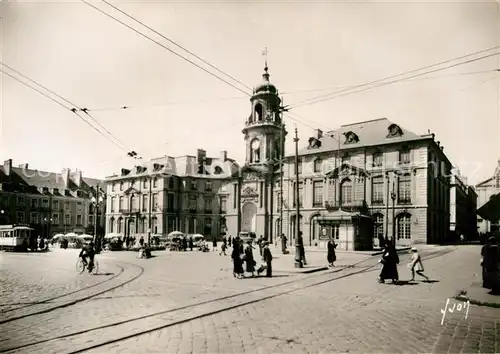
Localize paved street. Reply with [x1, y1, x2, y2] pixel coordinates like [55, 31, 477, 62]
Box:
[0, 245, 499, 353]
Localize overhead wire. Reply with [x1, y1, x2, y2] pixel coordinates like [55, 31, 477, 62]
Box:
[290, 51, 500, 109]
[100, 0, 252, 92]
[0, 65, 131, 153]
[80, 0, 251, 97]
[290, 45, 500, 109]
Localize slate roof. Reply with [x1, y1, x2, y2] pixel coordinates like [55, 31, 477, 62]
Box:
[0, 165, 104, 197]
[289, 118, 433, 158]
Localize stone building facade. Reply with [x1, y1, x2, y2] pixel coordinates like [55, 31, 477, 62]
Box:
[220, 66, 454, 249]
[476, 160, 500, 233]
[0, 159, 105, 237]
[449, 170, 477, 240]
[104, 150, 239, 241]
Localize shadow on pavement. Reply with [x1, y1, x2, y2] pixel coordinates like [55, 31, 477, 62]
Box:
[94, 272, 115, 276]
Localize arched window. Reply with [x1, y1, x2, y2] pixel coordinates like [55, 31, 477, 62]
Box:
[139, 217, 146, 233]
[109, 217, 115, 233]
[130, 195, 137, 211]
[290, 214, 303, 241]
[117, 217, 123, 233]
[340, 178, 352, 205]
[250, 139, 260, 163]
[310, 214, 321, 244]
[373, 213, 384, 240]
[397, 213, 411, 240]
[255, 103, 263, 121]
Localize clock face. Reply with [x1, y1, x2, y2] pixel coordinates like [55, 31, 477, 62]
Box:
[251, 139, 260, 150]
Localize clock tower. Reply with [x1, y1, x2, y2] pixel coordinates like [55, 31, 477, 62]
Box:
[237, 64, 287, 242]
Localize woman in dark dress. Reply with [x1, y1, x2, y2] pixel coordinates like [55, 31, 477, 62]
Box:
[244, 240, 255, 277]
[327, 238, 337, 267]
[231, 239, 244, 278]
[379, 240, 399, 284]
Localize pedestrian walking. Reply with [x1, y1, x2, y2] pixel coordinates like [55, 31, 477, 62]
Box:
[243, 239, 255, 277]
[231, 239, 244, 278]
[139, 236, 144, 247]
[327, 238, 337, 267]
[298, 231, 307, 265]
[378, 240, 399, 284]
[408, 247, 429, 281]
[219, 241, 227, 256]
[212, 237, 217, 251]
[228, 235, 232, 247]
[280, 233, 288, 254]
[262, 241, 273, 277]
[189, 237, 194, 251]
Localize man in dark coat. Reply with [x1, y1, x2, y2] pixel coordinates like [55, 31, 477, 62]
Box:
[379, 240, 399, 283]
[262, 241, 273, 277]
[327, 238, 337, 267]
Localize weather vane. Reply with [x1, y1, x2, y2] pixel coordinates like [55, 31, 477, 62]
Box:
[262, 47, 268, 68]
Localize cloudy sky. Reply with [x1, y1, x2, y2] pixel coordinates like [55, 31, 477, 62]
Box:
[1, 0, 499, 185]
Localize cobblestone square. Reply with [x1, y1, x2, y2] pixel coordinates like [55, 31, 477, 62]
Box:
[1, 246, 499, 353]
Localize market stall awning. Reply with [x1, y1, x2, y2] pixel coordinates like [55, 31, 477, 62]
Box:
[477, 193, 500, 221]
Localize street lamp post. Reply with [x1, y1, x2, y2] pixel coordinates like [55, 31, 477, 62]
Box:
[293, 127, 303, 268]
[390, 179, 396, 246]
[91, 194, 104, 244]
[385, 172, 390, 243]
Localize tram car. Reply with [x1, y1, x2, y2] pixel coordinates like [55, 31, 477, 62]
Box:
[0, 224, 33, 251]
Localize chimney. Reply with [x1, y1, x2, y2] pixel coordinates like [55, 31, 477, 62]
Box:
[61, 168, 70, 188]
[3, 159, 12, 176]
[197, 149, 206, 163]
[220, 150, 227, 162]
[70, 170, 82, 187]
[313, 129, 323, 140]
[437, 141, 440, 147]
[18, 163, 28, 169]
[441, 146, 444, 151]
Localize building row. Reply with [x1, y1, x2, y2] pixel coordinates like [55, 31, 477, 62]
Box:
[0, 159, 105, 238]
[0, 65, 484, 248]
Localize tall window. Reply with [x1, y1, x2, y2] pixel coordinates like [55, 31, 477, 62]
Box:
[152, 194, 158, 211]
[191, 180, 197, 190]
[169, 178, 174, 189]
[189, 195, 197, 211]
[371, 176, 384, 204]
[167, 194, 175, 211]
[76, 215, 82, 225]
[233, 184, 237, 208]
[313, 181, 323, 207]
[205, 181, 212, 191]
[117, 218, 123, 233]
[340, 178, 352, 205]
[142, 195, 148, 212]
[119, 196, 124, 211]
[109, 218, 114, 233]
[120, 182, 124, 191]
[398, 174, 411, 203]
[31, 198, 38, 208]
[52, 214, 59, 225]
[204, 197, 213, 211]
[397, 213, 411, 239]
[332, 225, 339, 240]
[373, 152, 383, 167]
[30, 212, 37, 224]
[373, 213, 384, 240]
[188, 217, 195, 233]
[399, 149, 410, 164]
[130, 195, 138, 210]
[112, 183, 116, 192]
[314, 158, 322, 173]
[220, 198, 227, 213]
[153, 177, 158, 188]
[143, 179, 148, 189]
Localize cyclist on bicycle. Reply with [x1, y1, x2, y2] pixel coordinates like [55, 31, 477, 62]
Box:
[79, 240, 95, 272]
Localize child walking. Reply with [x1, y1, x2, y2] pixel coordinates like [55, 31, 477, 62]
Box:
[409, 247, 429, 281]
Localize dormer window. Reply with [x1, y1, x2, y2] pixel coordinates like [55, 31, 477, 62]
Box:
[308, 137, 322, 149]
[214, 166, 223, 174]
[343, 131, 359, 144]
[399, 148, 411, 164]
[387, 124, 403, 138]
[121, 168, 130, 176]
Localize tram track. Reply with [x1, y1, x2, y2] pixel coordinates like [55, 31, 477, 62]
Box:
[0, 261, 144, 325]
[1, 265, 125, 314]
[1, 247, 455, 354]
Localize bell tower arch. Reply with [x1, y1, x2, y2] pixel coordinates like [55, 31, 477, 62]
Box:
[243, 65, 287, 170]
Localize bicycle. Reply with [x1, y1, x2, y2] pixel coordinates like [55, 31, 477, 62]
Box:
[76, 257, 99, 275]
